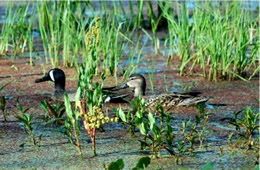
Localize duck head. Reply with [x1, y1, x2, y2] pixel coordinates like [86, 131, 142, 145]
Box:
[118, 74, 146, 97]
[35, 68, 66, 97]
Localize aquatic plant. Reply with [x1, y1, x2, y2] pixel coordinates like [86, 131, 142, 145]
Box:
[37, 1, 63, 66]
[160, 2, 191, 76]
[201, 162, 214, 170]
[226, 107, 259, 149]
[138, 110, 176, 158]
[117, 96, 210, 162]
[161, 1, 259, 81]
[76, 64, 117, 156]
[0, 3, 31, 60]
[63, 92, 82, 156]
[83, 15, 126, 77]
[118, 98, 176, 158]
[16, 103, 41, 146]
[117, 107, 136, 135]
[117, 96, 147, 135]
[39, 100, 65, 125]
[104, 156, 151, 170]
[181, 104, 209, 155]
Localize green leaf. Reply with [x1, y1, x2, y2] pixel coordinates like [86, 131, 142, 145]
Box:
[16, 115, 27, 125]
[74, 87, 81, 109]
[132, 157, 151, 170]
[201, 162, 214, 170]
[64, 93, 73, 119]
[139, 122, 148, 136]
[148, 112, 155, 129]
[108, 158, 124, 170]
[39, 101, 49, 113]
[148, 112, 159, 136]
[118, 107, 126, 122]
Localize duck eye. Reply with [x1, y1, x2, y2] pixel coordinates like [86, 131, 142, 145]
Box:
[129, 77, 135, 81]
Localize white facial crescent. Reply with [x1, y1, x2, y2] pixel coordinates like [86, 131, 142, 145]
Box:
[49, 70, 55, 82]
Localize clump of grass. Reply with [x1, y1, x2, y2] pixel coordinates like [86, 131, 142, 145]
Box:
[161, 1, 259, 81]
[37, 1, 62, 66]
[0, 3, 32, 60]
[161, 2, 192, 76]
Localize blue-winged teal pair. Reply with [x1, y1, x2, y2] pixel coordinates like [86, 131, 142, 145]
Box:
[35, 69, 208, 107]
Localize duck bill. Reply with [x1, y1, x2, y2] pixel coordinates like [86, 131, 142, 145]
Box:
[35, 74, 50, 83]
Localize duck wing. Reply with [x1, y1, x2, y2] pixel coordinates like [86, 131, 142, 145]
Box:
[145, 93, 208, 107]
[103, 86, 129, 103]
[104, 93, 129, 103]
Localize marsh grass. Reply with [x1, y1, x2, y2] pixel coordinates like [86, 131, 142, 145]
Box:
[0, 1, 258, 81]
[161, 1, 259, 81]
[0, 3, 32, 60]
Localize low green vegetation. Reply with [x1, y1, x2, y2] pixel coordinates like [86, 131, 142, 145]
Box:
[16, 102, 42, 146]
[226, 107, 259, 149]
[117, 98, 210, 164]
[39, 100, 65, 125]
[63, 92, 83, 156]
[104, 156, 151, 170]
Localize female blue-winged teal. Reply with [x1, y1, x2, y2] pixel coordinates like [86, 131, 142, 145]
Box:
[35, 68, 127, 102]
[117, 74, 209, 107]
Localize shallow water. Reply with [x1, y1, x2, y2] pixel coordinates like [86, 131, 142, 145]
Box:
[0, 1, 259, 169]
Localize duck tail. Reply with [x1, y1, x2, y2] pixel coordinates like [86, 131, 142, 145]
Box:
[177, 97, 209, 106]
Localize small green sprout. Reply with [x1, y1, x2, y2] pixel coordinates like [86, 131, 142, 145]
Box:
[16, 103, 41, 146]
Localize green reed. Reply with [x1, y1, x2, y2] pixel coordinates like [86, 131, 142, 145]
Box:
[0, 3, 31, 60]
[161, 2, 192, 76]
[37, 1, 63, 67]
[161, 1, 259, 81]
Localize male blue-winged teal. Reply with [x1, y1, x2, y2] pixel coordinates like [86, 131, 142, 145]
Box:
[117, 74, 209, 107]
[35, 68, 127, 102]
